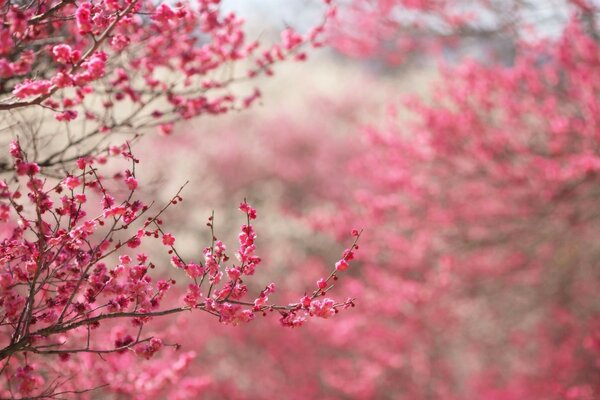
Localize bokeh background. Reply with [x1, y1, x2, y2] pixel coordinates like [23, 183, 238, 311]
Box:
[122, 1, 600, 399]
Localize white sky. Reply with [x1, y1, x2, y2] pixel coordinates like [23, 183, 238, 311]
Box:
[221, 0, 325, 34]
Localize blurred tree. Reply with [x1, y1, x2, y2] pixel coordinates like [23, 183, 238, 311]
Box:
[165, 1, 600, 398]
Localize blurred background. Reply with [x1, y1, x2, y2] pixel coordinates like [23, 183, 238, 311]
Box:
[123, 1, 600, 399]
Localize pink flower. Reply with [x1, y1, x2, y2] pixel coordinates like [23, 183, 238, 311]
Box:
[55, 110, 78, 122]
[185, 263, 203, 279]
[159, 123, 173, 136]
[103, 206, 126, 218]
[76, 3, 93, 34]
[51, 72, 73, 88]
[127, 237, 141, 248]
[63, 176, 81, 190]
[317, 278, 328, 289]
[16, 161, 40, 176]
[335, 259, 349, 271]
[136, 338, 162, 360]
[280, 312, 306, 327]
[13, 79, 52, 99]
[171, 255, 185, 269]
[239, 201, 257, 219]
[119, 255, 131, 264]
[75, 52, 107, 84]
[153, 3, 177, 23]
[51, 44, 73, 64]
[183, 284, 202, 307]
[76, 157, 89, 170]
[227, 267, 241, 281]
[9, 140, 21, 158]
[125, 176, 138, 190]
[300, 295, 311, 308]
[309, 298, 336, 319]
[162, 233, 175, 246]
[281, 28, 303, 50]
[110, 34, 130, 51]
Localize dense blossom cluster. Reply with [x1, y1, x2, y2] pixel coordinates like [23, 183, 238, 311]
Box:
[1, 0, 331, 112]
[0, 0, 355, 397]
[0, 141, 358, 397]
[0, 0, 334, 174]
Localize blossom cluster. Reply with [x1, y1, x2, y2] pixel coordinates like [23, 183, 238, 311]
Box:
[0, 0, 335, 180]
[1, 0, 334, 121]
[0, 140, 359, 397]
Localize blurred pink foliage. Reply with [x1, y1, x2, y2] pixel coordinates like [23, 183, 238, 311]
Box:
[330, 0, 597, 66]
[314, 17, 600, 398]
[158, 3, 600, 399]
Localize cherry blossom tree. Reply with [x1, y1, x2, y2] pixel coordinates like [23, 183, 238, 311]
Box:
[3, 0, 600, 397]
[0, 0, 335, 174]
[0, 0, 362, 397]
